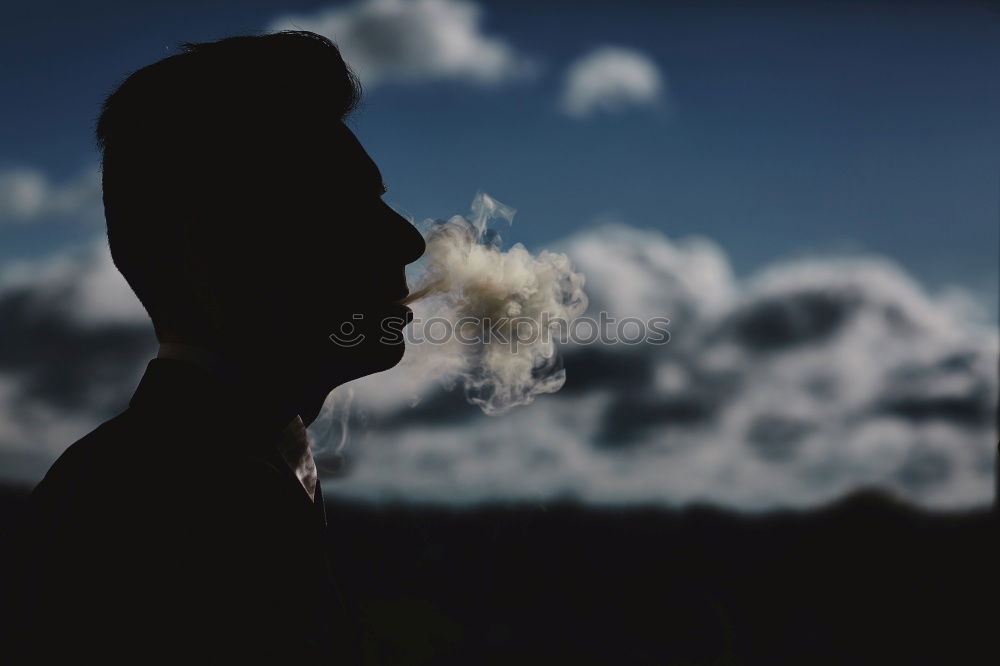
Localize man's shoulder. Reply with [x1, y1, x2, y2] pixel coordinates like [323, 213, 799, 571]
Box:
[30, 411, 136, 502]
[31, 406, 298, 512]
[29, 407, 214, 509]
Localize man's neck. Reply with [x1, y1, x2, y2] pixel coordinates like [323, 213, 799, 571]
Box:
[155, 338, 343, 426]
[156, 342, 304, 424]
[156, 342, 247, 380]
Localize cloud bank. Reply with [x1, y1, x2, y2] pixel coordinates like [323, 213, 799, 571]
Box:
[319, 225, 997, 510]
[270, 0, 533, 87]
[560, 46, 665, 118]
[0, 222, 994, 510]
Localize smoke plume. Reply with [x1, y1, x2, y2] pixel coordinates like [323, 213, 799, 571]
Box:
[399, 192, 588, 414]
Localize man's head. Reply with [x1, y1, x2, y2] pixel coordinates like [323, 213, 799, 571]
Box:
[97, 32, 425, 388]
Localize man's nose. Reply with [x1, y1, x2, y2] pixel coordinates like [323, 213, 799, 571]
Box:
[384, 203, 425, 265]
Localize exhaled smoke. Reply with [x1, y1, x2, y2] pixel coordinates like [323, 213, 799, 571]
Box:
[401, 192, 588, 414]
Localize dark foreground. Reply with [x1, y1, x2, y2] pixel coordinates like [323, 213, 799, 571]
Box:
[0, 484, 994, 665]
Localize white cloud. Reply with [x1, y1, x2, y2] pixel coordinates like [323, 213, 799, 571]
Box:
[560, 46, 665, 118]
[0, 241, 153, 470]
[320, 225, 997, 511]
[0, 240, 146, 326]
[270, 0, 534, 87]
[0, 166, 102, 226]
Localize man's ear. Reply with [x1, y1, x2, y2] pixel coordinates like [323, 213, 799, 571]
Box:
[178, 215, 225, 335]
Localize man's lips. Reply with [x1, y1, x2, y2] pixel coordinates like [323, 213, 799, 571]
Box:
[381, 301, 413, 323]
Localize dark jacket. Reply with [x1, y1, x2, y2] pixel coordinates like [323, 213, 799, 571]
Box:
[15, 358, 356, 663]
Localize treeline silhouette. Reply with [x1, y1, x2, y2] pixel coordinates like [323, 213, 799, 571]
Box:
[0, 484, 992, 665]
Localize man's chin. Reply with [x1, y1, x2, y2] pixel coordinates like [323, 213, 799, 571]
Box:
[357, 342, 407, 376]
[321, 341, 407, 382]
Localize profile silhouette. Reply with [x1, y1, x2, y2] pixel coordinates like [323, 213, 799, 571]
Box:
[17, 31, 423, 663]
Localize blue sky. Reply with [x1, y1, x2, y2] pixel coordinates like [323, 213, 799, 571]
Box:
[2, 0, 998, 305]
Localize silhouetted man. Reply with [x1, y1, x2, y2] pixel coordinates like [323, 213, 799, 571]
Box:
[17, 32, 424, 663]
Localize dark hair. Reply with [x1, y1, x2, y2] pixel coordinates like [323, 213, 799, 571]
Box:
[96, 31, 362, 336]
